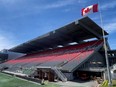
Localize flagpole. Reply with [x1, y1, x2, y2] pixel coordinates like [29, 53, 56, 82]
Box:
[98, 1, 112, 87]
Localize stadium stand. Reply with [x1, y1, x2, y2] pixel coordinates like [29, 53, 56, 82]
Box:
[3, 40, 102, 69]
[0, 53, 8, 63]
[0, 39, 103, 81]
[1, 17, 115, 82]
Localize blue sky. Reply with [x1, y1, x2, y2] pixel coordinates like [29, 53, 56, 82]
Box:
[0, 0, 116, 50]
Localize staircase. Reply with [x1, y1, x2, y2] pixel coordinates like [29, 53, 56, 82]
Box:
[52, 67, 67, 82]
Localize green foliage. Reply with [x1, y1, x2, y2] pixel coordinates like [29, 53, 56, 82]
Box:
[100, 80, 108, 87]
[101, 80, 116, 87]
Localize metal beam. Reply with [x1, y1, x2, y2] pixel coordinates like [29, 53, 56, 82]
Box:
[79, 21, 102, 39]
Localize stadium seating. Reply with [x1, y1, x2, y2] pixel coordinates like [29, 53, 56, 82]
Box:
[0, 39, 103, 72]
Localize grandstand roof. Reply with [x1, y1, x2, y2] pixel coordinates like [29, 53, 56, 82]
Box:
[0, 53, 8, 60]
[9, 16, 108, 53]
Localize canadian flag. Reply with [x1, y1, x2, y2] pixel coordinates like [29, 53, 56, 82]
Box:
[81, 4, 98, 16]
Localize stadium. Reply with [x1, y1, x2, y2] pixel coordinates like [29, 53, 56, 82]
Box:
[0, 16, 116, 86]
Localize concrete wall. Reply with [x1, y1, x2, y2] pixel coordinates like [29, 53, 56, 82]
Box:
[79, 52, 106, 71]
[0, 49, 25, 60]
[87, 52, 105, 67]
[89, 52, 105, 67]
[7, 51, 26, 60]
[64, 72, 74, 80]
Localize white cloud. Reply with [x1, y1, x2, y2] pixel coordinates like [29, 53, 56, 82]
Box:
[43, 0, 77, 9]
[42, 0, 87, 9]
[0, 0, 82, 19]
[100, 1, 116, 10]
[64, 8, 72, 12]
[32, 0, 78, 10]
[104, 22, 116, 33]
[0, 0, 85, 9]
[0, 30, 16, 50]
[0, 0, 21, 4]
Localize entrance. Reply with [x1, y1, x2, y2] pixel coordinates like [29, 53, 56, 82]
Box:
[35, 69, 55, 82]
[73, 70, 103, 80]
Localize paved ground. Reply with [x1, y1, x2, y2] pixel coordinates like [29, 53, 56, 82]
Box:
[55, 80, 98, 87]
